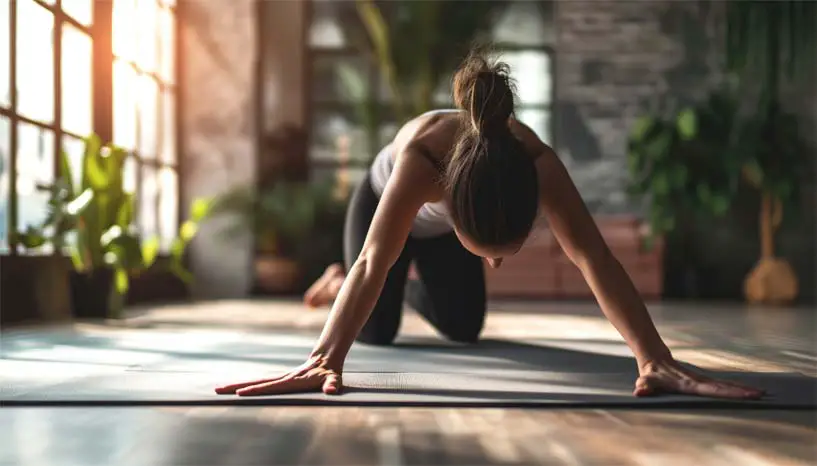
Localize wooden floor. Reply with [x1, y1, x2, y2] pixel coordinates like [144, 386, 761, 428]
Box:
[2, 300, 816, 465]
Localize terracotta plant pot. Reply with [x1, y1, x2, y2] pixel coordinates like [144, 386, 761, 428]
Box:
[254, 255, 302, 294]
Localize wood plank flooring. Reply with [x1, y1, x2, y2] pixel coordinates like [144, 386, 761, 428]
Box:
[2, 299, 815, 465]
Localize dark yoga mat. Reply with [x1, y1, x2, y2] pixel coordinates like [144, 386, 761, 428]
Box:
[2, 331, 815, 408]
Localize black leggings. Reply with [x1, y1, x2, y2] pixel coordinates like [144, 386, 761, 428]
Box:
[344, 173, 487, 346]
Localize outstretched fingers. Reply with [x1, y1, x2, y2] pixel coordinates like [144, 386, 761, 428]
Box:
[235, 376, 310, 396]
[690, 379, 765, 399]
[215, 375, 287, 395]
[634, 372, 765, 400]
[215, 356, 323, 395]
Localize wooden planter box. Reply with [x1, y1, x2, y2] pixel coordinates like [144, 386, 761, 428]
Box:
[409, 216, 664, 301]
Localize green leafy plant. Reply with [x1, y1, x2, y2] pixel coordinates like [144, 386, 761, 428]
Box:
[14, 135, 211, 316]
[141, 197, 213, 284]
[726, 1, 817, 91]
[209, 181, 336, 259]
[355, 0, 507, 122]
[626, 88, 744, 246]
[735, 100, 812, 258]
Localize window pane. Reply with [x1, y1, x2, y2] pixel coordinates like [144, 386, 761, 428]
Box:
[16, 0, 55, 123]
[159, 91, 176, 164]
[492, 1, 554, 46]
[135, 0, 158, 73]
[309, 0, 355, 49]
[158, 167, 177, 251]
[112, 0, 137, 62]
[0, 117, 9, 252]
[138, 75, 159, 158]
[62, 0, 93, 26]
[61, 135, 84, 190]
[0, 1, 10, 107]
[501, 51, 551, 105]
[61, 24, 93, 137]
[309, 109, 373, 163]
[516, 108, 551, 145]
[123, 154, 137, 193]
[158, 7, 175, 83]
[113, 59, 138, 150]
[312, 54, 369, 103]
[16, 123, 55, 245]
[139, 164, 158, 239]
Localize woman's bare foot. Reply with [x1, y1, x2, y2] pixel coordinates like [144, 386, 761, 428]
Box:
[304, 263, 345, 308]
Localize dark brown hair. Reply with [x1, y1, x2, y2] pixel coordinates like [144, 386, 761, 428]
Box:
[445, 49, 539, 249]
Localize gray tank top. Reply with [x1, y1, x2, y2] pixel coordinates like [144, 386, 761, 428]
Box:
[369, 143, 453, 238]
[369, 110, 459, 238]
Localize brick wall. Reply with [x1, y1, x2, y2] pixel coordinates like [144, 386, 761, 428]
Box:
[553, 0, 723, 214]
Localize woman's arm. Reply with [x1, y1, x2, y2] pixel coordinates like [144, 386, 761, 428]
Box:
[214, 145, 441, 396]
[509, 121, 762, 399]
[310, 147, 440, 370]
[509, 119, 669, 366]
[533, 148, 671, 367]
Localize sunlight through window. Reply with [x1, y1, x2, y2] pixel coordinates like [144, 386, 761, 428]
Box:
[112, 59, 138, 150]
[135, 0, 158, 73]
[158, 167, 178, 250]
[138, 74, 159, 158]
[0, 2, 10, 107]
[112, 0, 137, 62]
[16, 0, 55, 124]
[62, 0, 93, 26]
[158, 7, 175, 83]
[139, 164, 158, 238]
[3, 0, 177, 257]
[112, 0, 178, 251]
[160, 90, 176, 164]
[61, 24, 93, 136]
[16, 123, 54, 244]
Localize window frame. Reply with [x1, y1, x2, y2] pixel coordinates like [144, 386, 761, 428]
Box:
[304, 2, 556, 183]
[0, 0, 181, 256]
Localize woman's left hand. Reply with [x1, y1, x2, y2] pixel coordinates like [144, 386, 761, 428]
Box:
[634, 359, 766, 399]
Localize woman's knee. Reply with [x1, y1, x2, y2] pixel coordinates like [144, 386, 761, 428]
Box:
[440, 321, 484, 344]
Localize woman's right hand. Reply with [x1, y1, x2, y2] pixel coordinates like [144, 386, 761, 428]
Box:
[214, 355, 342, 396]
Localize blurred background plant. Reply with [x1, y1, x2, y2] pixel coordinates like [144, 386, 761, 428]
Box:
[626, 0, 816, 303]
[355, 0, 507, 122]
[208, 179, 343, 293]
[13, 135, 211, 318]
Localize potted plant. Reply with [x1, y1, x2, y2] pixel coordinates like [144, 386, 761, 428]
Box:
[209, 181, 333, 294]
[13, 135, 142, 318]
[737, 100, 812, 305]
[11, 177, 90, 322]
[15, 135, 212, 319]
[626, 88, 744, 298]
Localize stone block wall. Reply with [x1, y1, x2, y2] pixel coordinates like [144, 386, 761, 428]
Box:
[553, 0, 724, 213]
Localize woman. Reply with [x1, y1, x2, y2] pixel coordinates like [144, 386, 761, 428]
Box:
[216, 51, 763, 400]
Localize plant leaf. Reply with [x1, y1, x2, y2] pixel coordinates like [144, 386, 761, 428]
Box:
[676, 108, 698, 141]
[114, 267, 129, 294]
[142, 237, 161, 269]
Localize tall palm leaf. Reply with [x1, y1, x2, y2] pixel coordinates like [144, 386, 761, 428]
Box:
[356, 0, 507, 122]
[725, 1, 817, 94]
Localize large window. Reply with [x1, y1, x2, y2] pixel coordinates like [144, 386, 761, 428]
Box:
[0, 0, 178, 255]
[112, 0, 178, 251]
[306, 0, 554, 191]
